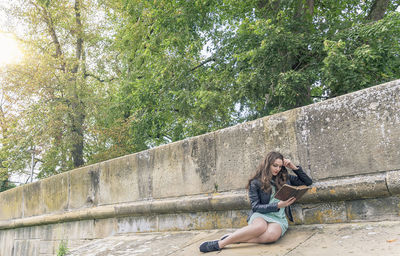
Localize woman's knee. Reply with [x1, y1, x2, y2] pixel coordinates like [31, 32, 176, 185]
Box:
[259, 224, 282, 243]
[268, 232, 281, 242]
[249, 218, 268, 234]
[256, 231, 280, 243]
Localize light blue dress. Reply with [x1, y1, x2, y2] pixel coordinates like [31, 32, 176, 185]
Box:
[248, 186, 288, 237]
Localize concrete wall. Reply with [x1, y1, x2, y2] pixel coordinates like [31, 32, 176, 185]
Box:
[1, 79, 400, 255]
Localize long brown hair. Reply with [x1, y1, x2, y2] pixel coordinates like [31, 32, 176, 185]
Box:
[247, 151, 288, 193]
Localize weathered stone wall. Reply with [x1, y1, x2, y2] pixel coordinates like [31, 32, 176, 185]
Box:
[1, 79, 399, 255]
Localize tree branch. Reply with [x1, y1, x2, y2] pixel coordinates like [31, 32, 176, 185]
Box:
[83, 72, 116, 83]
[311, 95, 329, 99]
[31, 0, 66, 71]
[190, 57, 216, 72]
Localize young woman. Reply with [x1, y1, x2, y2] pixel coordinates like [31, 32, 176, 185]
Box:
[199, 151, 313, 253]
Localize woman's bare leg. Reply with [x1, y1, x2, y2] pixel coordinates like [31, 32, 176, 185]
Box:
[244, 222, 282, 243]
[218, 218, 268, 248]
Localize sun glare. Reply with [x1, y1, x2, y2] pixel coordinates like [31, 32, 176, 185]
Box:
[0, 33, 23, 66]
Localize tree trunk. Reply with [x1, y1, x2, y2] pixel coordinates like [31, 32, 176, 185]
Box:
[294, 0, 315, 23]
[72, 0, 83, 74]
[70, 96, 85, 167]
[367, 0, 390, 21]
[258, 0, 280, 11]
[70, 0, 85, 168]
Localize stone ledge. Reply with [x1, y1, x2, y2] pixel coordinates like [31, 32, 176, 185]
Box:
[301, 172, 389, 203]
[1, 170, 399, 230]
[0, 192, 249, 230]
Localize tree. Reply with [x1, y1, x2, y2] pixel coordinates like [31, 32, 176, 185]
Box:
[110, 0, 400, 151]
[207, 0, 400, 118]
[97, 0, 235, 153]
[0, 0, 115, 178]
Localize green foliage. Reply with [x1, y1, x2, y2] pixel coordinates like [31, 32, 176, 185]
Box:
[57, 240, 69, 256]
[0, 167, 16, 192]
[322, 12, 400, 97]
[1, 147, 16, 192]
[95, 0, 235, 153]
[207, 0, 400, 119]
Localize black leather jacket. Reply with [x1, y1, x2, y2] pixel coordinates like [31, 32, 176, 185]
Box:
[247, 166, 312, 222]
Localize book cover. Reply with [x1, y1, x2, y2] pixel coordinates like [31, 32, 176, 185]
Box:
[274, 184, 310, 201]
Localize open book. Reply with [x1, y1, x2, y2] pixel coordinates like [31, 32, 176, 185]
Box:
[274, 184, 310, 201]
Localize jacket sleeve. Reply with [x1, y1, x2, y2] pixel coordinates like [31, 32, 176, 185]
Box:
[248, 179, 279, 213]
[288, 166, 313, 186]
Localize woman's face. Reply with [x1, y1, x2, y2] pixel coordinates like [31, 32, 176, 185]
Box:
[270, 158, 283, 176]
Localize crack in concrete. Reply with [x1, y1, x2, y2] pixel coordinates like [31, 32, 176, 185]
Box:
[165, 231, 219, 256]
[384, 172, 392, 196]
[283, 231, 318, 256]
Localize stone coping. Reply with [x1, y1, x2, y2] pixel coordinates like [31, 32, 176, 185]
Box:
[0, 170, 398, 230]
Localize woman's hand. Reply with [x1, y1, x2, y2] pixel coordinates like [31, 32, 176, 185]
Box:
[278, 197, 296, 208]
[283, 158, 298, 170]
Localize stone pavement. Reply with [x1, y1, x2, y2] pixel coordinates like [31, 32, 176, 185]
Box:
[67, 220, 400, 256]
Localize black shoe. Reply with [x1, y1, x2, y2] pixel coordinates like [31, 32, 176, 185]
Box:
[199, 240, 221, 253]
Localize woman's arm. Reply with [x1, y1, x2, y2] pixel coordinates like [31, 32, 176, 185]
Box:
[248, 179, 279, 213]
[283, 159, 312, 186]
[288, 166, 313, 186]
